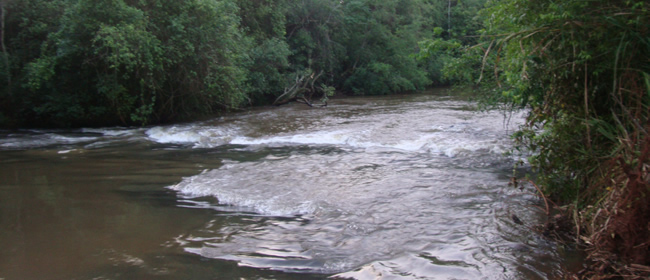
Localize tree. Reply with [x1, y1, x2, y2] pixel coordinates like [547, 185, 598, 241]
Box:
[8, 0, 250, 127]
[1, 0, 10, 98]
[1, 0, 455, 126]
[0, 0, 66, 126]
[336, 0, 432, 95]
[236, 0, 292, 105]
[416, 0, 487, 85]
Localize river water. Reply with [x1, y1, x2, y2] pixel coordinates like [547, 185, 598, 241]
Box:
[0, 91, 580, 279]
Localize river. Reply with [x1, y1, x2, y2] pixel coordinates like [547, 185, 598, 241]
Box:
[0, 90, 581, 279]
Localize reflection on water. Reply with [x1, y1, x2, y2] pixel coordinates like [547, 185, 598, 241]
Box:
[0, 91, 581, 279]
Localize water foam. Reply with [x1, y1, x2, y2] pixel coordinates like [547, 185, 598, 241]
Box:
[230, 129, 357, 147]
[0, 133, 99, 149]
[169, 164, 324, 216]
[81, 127, 140, 137]
[167, 148, 542, 276]
[145, 125, 237, 148]
[148, 125, 513, 158]
[162, 97, 560, 278]
[144, 101, 524, 159]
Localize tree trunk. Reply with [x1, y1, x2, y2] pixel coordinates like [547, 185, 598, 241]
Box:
[1, 1, 10, 96]
[447, 0, 451, 32]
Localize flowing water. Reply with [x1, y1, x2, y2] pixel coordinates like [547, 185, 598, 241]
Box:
[0, 91, 581, 279]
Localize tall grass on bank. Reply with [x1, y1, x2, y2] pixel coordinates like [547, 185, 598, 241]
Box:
[458, 1, 649, 277]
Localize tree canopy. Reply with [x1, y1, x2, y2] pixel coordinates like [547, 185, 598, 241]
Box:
[0, 0, 468, 127]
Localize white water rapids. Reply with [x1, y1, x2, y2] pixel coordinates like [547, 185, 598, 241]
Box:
[153, 94, 563, 279]
[0, 93, 575, 279]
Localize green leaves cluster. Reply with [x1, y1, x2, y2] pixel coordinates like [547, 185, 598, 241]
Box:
[416, 0, 487, 86]
[433, 2, 650, 269]
[457, 0, 650, 207]
[2, 0, 251, 127]
[1, 0, 487, 127]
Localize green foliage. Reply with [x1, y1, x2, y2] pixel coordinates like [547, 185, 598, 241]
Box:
[246, 37, 291, 104]
[439, 3, 650, 269]
[1, 0, 485, 127]
[463, 0, 650, 205]
[236, 0, 291, 104]
[336, 0, 432, 95]
[285, 0, 345, 78]
[417, 35, 462, 85]
[3, 0, 250, 127]
[320, 84, 335, 101]
[416, 0, 487, 85]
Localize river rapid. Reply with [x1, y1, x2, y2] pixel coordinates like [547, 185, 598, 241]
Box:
[0, 91, 581, 279]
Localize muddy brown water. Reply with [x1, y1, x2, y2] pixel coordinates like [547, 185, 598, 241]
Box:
[0, 91, 582, 279]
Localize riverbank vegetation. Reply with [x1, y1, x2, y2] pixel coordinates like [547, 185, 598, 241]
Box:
[437, 0, 648, 278]
[0, 0, 484, 127]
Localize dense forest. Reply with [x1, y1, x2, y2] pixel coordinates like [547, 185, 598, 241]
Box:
[1, 0, 648, 278]
[0, 0, 483, 127]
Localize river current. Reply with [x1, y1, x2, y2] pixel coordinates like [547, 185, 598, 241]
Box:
[0, 91, 580, 279]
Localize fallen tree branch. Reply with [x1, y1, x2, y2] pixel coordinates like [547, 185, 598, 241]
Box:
[273, 70, 327, 107]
